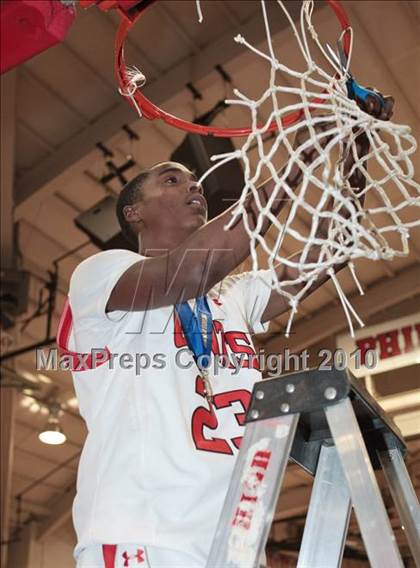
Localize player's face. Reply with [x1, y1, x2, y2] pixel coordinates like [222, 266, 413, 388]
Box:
[138, 162, 208, 233]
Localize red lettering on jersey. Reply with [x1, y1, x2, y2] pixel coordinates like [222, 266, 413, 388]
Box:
[225, 331, 259, 369]
[173, 313, 257, 370]
[191, 375, 232, 454]
[191, 377, 252, 455]
[173, 312, 187, 348]
[211, 320, 228, 361]
[213, 390, 251, 428]
[231, 437, 243, 450]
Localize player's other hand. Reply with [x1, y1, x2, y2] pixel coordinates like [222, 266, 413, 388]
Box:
[356, 89, 395, 121]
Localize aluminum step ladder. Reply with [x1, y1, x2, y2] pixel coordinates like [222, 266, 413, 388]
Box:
[206, 368, 420, 568]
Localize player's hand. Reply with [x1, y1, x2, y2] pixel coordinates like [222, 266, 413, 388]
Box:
[356, 89, 395, 121]
[344, 91, 394, 182]
[290, 90, 394, 186]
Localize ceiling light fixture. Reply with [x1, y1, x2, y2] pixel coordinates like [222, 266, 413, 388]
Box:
[29, 401, 41, 413]
[66, 396, 79, 409]
[38, 403, 66, 445]
[36, 373, 52, 384]
[20, 395, 34, 408]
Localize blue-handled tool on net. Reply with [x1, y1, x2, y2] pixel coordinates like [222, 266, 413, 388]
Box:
[326, 39, 385, 110]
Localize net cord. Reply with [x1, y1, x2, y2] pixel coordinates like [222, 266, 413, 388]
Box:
[194, 0, 420, 337]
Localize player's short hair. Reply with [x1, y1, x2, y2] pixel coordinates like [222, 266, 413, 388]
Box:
[116, 170, 151, 246]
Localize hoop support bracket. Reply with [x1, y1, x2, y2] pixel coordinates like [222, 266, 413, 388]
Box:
[80, 0, 153, 22]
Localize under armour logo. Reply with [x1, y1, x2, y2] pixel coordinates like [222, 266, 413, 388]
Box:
[213, 298, 223, 306]
[122, 549, 145, 566]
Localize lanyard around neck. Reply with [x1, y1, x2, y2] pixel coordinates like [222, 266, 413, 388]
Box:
[175, 296, 213, 371]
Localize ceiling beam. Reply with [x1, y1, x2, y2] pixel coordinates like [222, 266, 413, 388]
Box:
[18, 119, 56, 153]
[10, 496, 51, 518]
[6, 521, 38, 568]
[13, 471, 65, 494]
[264, 263, 420, 354]
[23, 257, 71, 298]
[20, 219, 87, 265]
[97, 10, 162, 78]
[14, 446, 78, 473]
[20, 67, 89, 125]
[36, 486, 76, 542]
[14, 1, 307, 220]
[154, 4, 200, 54]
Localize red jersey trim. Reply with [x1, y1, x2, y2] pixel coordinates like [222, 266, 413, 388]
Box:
[56, 298, 111, 371]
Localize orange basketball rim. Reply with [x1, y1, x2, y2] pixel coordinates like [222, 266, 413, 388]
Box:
[81, 0, 351, 137]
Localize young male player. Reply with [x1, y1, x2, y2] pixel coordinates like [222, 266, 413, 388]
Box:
[59, 96, 393, 568]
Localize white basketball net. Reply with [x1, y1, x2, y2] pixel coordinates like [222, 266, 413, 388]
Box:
[196, 0, 420, 337]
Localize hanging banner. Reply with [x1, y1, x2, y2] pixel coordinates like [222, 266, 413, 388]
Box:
[336, 313, 420, 377]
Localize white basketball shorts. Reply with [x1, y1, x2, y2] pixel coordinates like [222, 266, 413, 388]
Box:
[77, 544, 201, 568]
[76, 543, 268, 568]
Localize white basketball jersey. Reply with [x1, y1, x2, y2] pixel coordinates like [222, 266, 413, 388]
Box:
[58, 249, 272, 561]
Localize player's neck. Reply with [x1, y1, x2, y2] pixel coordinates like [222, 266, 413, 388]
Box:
[137, 227, 193, 256]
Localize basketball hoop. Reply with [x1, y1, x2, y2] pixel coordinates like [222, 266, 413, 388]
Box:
[83, 0, 420, 338]
[112, 0, 351, 136]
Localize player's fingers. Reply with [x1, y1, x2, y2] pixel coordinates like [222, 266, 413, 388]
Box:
[364, 94, 382, 118]
[355, 131, 370, 155]
[315, 120, 335, 145]
[379, 96, 395, 121]
[363, 87, 394, 120]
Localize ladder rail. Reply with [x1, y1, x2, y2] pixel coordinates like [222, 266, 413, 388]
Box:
[378, 448, 420, 565]
[326, 398, 404, 568]
[206, 413, 299, 568]
[207, 369, 417, 567]
[297, 443, 352, 568]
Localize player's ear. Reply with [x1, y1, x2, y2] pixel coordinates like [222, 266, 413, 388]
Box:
[123, 204, 142, 224]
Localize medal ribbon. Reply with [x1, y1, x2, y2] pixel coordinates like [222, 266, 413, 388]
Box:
[175, 296, 213, 371]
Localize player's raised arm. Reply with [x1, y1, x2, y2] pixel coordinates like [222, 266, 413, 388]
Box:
[106, 155, 307, 312]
